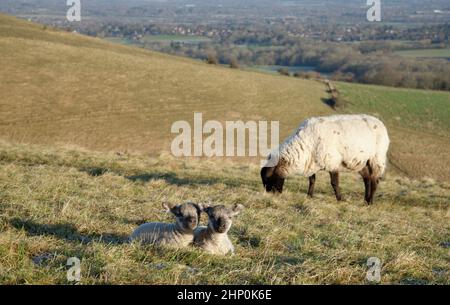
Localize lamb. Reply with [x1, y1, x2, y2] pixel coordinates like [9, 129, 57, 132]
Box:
[261, 114, 390, 204]
[130, 202, 201, 248]
[193, 203, 244, 255]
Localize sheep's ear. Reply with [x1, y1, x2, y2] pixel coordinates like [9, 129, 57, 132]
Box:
[231, 204, 244, 216]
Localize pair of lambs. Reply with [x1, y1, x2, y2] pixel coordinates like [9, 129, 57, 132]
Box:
[130, 202, 244, 255]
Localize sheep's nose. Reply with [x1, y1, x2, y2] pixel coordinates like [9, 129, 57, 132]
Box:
[216, 219, 226, 232]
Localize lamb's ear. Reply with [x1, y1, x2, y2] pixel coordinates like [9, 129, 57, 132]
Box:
[162, 202, 177, 213]
[192, 203, 202, 219]
[200, 203, 213, 215]
[231, 204, 245, 216]
[162, 202, 171, 211]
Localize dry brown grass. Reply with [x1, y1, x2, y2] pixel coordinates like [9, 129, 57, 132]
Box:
[0, 141, 448, 284]
[0, 14, 330, 154]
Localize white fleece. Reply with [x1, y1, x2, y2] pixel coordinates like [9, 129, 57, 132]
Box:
[270, 114, 389, 178]
[193, 226, 235, 255]
[130, 223, 194, 248]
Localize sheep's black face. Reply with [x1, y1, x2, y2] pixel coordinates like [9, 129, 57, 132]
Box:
[167, 202, 201, 232]
[261, 167, 285, 193]
[204, 204, 244, 234]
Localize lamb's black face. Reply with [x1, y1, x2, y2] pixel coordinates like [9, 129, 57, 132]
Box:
[167, 202, 201, 232]
[261, 167, 285, 193]
[203, 204, 244, 234]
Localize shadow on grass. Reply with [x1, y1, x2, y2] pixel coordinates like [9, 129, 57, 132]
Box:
[80, 167, 109, 177]
[77, 164, 247, 188]
[9, 218, 128, 245]
[274, 256, 305, 265]
[321, 97, 337, 109]
[126, 171, 244, 188]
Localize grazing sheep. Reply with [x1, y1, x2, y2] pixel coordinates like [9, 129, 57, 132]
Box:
[194, 204, 244, 255]
[261, 114, 389, 204]
[130, 202, 201, 248]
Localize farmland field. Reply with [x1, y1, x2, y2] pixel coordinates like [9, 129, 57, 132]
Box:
[106, 35, 211, 47]
[394, 48, 450, 59]
[140, 34, 211, 44]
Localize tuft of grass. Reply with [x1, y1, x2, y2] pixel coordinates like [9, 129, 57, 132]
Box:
[0, 141, 448, 284]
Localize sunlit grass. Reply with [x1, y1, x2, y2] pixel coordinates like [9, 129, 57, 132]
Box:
[0, 141, 448, 284]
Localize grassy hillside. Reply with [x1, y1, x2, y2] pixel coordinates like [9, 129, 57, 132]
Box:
[337, 82, 450, 180]
[1, 14, 450, 181]
[0, 141, 448, 284]
[0, 14, 449, 285]
[0, 14, 330, 153]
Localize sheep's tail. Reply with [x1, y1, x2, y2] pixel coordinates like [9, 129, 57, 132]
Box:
[369, 126, 390, 179]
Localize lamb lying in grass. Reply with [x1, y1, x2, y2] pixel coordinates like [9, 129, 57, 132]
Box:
[194, 203, 244, 255]
[130, 202, 201, 248]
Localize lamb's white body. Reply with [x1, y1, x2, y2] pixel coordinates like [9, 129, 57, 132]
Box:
[273, 114, 389, 178]
[193, 226, 234, 255]
[130, 223, 193, 248]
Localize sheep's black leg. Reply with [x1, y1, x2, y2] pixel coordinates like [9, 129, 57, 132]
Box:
[360, 166, 371, 204]
[307, 174, 316, 198]
[368, 177, 378, 204]
[330, 172, 342, 201]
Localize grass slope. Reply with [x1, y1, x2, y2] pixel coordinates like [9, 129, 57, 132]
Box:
[337, 82, 450, 180]
[1, 14, 450, 181]
[0, 15, 449, 285]
[0, 14, 330, 153]
[0, 141, 448, 284]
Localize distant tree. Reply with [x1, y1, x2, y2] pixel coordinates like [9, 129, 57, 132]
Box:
[294, 71, 321, 79]
[229, 57, 240, 69]
[277, 68, 290, 76]
[206, 52, 218, 65]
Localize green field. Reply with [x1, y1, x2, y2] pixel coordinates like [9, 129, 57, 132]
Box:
[337, 82, 450, 180]
[140, 34, 211, 44]
[338, 82, 450, 136]
[394, 48, 450, 59]
[106, 35, 212, 46]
